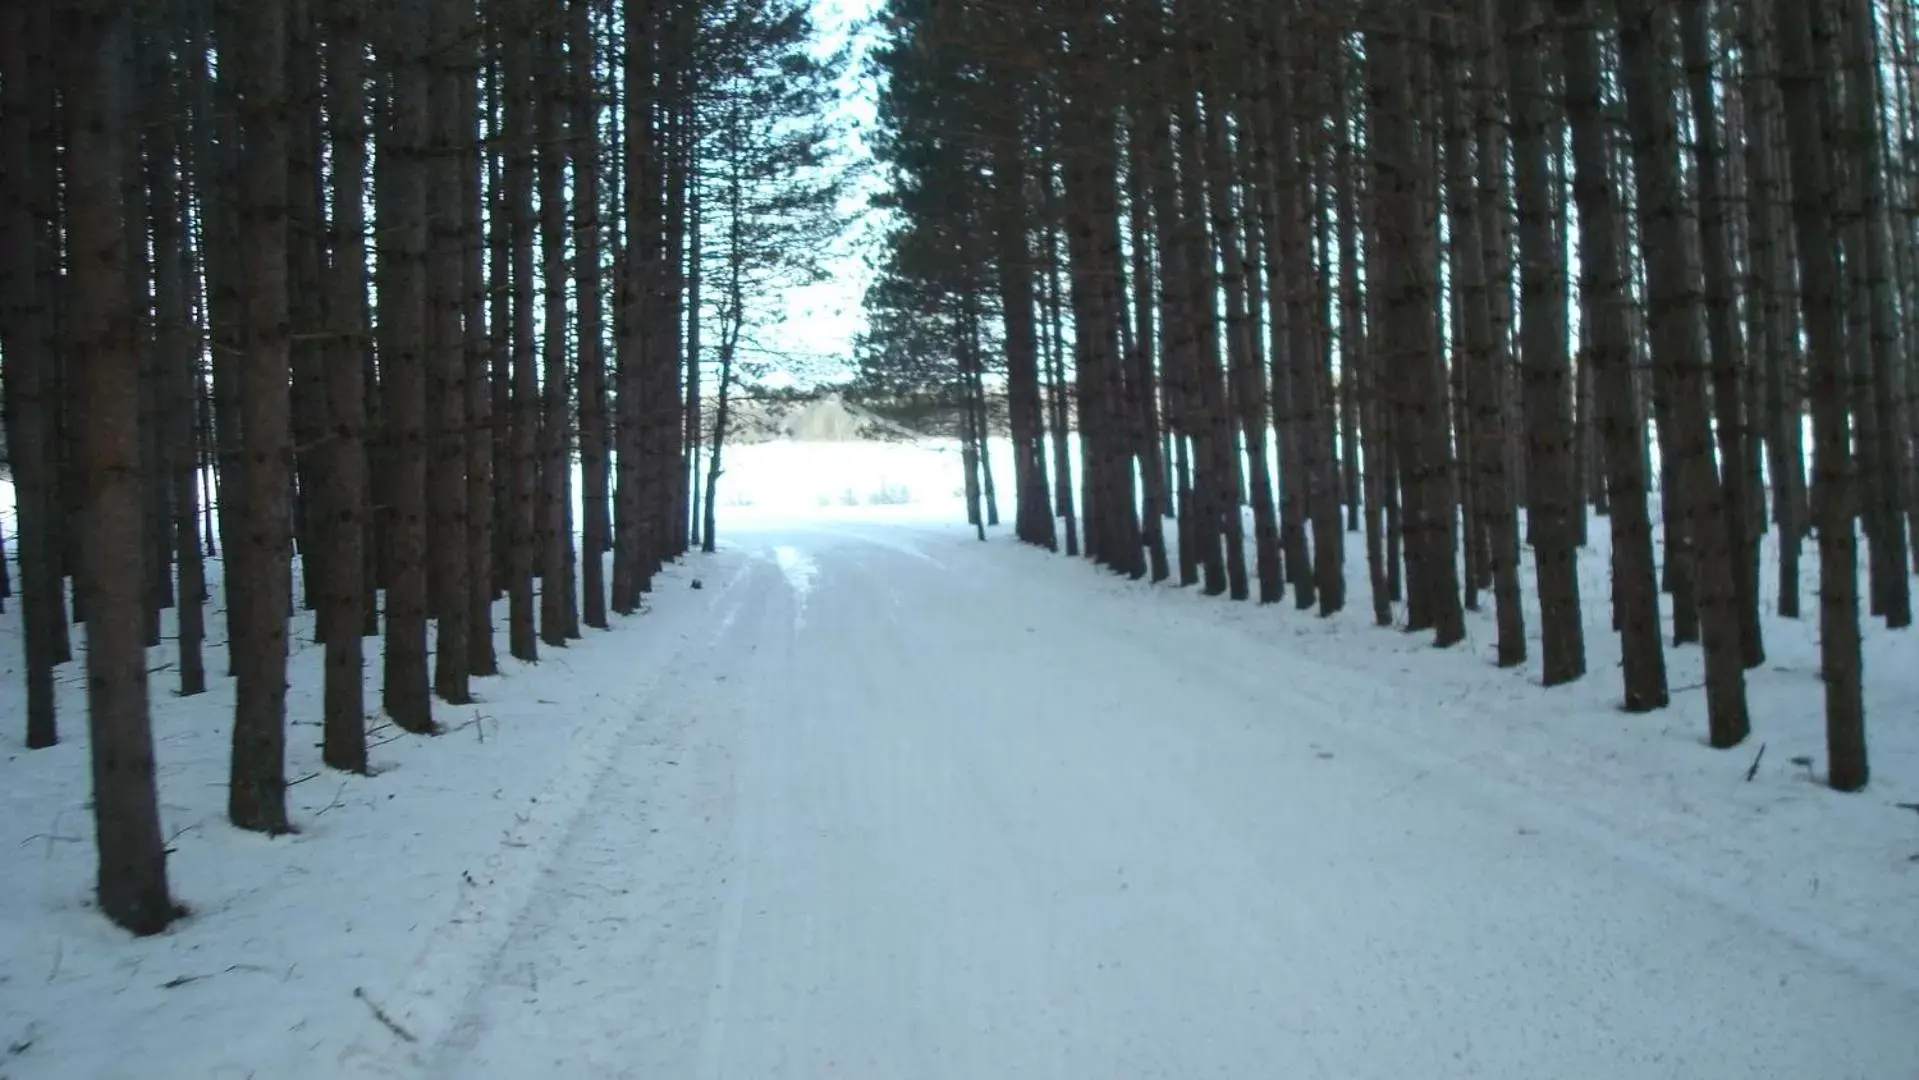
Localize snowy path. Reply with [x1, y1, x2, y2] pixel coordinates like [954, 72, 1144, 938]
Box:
[413, 519, 1916, 1080]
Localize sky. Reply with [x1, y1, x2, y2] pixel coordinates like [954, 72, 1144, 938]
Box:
[756, 0, 888, 389]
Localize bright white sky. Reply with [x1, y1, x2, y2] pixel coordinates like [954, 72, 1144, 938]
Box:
[756, 0, 887, 389]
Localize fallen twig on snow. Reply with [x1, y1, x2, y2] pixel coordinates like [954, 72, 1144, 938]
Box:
[17, 832, 82, 850]
[456, 712, 494, 744]
[162, 822, 199, 855]
[313, 781, 350, 817]
[165, 964, 280, 991]
[1745, 743, 1766, 782]
[353, 987, 416, 1043]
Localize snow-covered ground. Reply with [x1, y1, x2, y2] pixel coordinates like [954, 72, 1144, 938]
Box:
[710, 436, 977, 513]
[2, 442, 1917, 1079]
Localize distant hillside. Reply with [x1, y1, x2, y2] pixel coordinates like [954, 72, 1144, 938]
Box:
[712, 391, 933, 445]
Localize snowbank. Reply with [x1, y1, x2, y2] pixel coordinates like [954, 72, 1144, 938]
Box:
[0, 528, 752, 1079]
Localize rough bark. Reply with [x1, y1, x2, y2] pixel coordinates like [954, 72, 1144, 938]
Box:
[430, 0, 472, 700]
[1447, 0, 1527, 667]
[320, 0, 369, 772]
[1559, 0, 1669, 710]
[1775, 0, 1866, 790]
[380, 0, 437, 733]
[575, 0, 611, 630]
[149, 17, 206, 699]
[1, 2, 63, 747]
[1678, 0, 1765, 667]
[537, 7, 572, 650]
[1614, 0, 1747, 744]
[65, 0, 180, 934]
[228, 0, 296, 831]
[1370, 7, 1465, 647]
[506, 9, 541, 655]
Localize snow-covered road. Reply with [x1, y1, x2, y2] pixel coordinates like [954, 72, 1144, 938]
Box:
[419, 518, 1917, 1080]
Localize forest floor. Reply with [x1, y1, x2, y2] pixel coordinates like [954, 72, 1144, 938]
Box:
[2, 470, 1918, 1078]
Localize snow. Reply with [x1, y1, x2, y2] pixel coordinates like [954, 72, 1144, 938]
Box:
[710, 436, 977, 514]
[3, 445, 1918, 1080]
[0, 514, 755, 1079]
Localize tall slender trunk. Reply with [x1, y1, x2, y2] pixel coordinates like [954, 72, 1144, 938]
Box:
[1121, 125, 1164, 575]
[703, 185, 743, 554]
[1449, 0, 1527, 666]
[1678, 0, 1764, 666]
[1291, 28, 1345, 615]
[65, 0, 179, 933]
[121, 21, 164, 651]
[150, 37, 207, 698]
[380, 0, 437, 732]
[537, 10, 572, 649]
[228, 0, 295, 831]
[1, 2, 63, 747]
[287, 0, 326, 627]
[463, 15, 496, 675]
[1740, 0, 1805, 618]
[430, 0, 472, 700]
[1201, 19, 1273, 603]
[1614, 0, 1747, 743]
[506, 10, 540, 655]
[614, 0, 655, 607]
[1775, 0, 1866, 790]
[683, 124, 704, 552]
[1371, 6, 1464, 647]
[1559, 0, 1668, 710]
[576, 0, 611, 630]
[321, 0, 369, 772]
[992, 94, 1059, 553]
[1838, 0, 1912, 628]
[1043, 206, 1081, 558]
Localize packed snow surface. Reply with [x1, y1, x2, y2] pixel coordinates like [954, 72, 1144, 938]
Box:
[2, 447, 1918, 1079]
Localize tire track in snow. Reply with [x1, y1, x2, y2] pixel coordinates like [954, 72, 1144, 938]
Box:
[952, 529, 1919, 1001]
[421, 548, 798, 1079]
[772, 545, 820, 630]
[336, 555, 759, 1079]
[694, 701, 756, 1080]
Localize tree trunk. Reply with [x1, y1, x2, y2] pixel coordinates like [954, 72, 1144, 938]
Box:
[991, 97, 1059, 552]
[506, 9, 540, 655]
[1837, 0, 1912, 629]
[64, 0, 180, 934]
[1559, 0, 1669, 711]
[1370, 7, 1465, 647]
[1677, 0, 1765, 668]
[1739, 0, 1805, 619]
[149, 17, 206, 699]
[1448, 0, 1527, 667]
[228, 0, 295, 831]
[1204, 10, 1277, 603]
[537, 9, 572, 649]
[575, 0, 610, 630]
[430, 0, 472, 700]
[1613, 0, 1747, 744]
[1775, 0, 1866, 790]
[320, 0, 369, 772]
[1, 1, 63, 747]
[463, 13, 496, 674]
[380, 0, 437, 733]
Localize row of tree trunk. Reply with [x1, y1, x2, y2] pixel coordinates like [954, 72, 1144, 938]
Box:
[0, 0, 701, 935]
[872, 0, 1910, 795]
